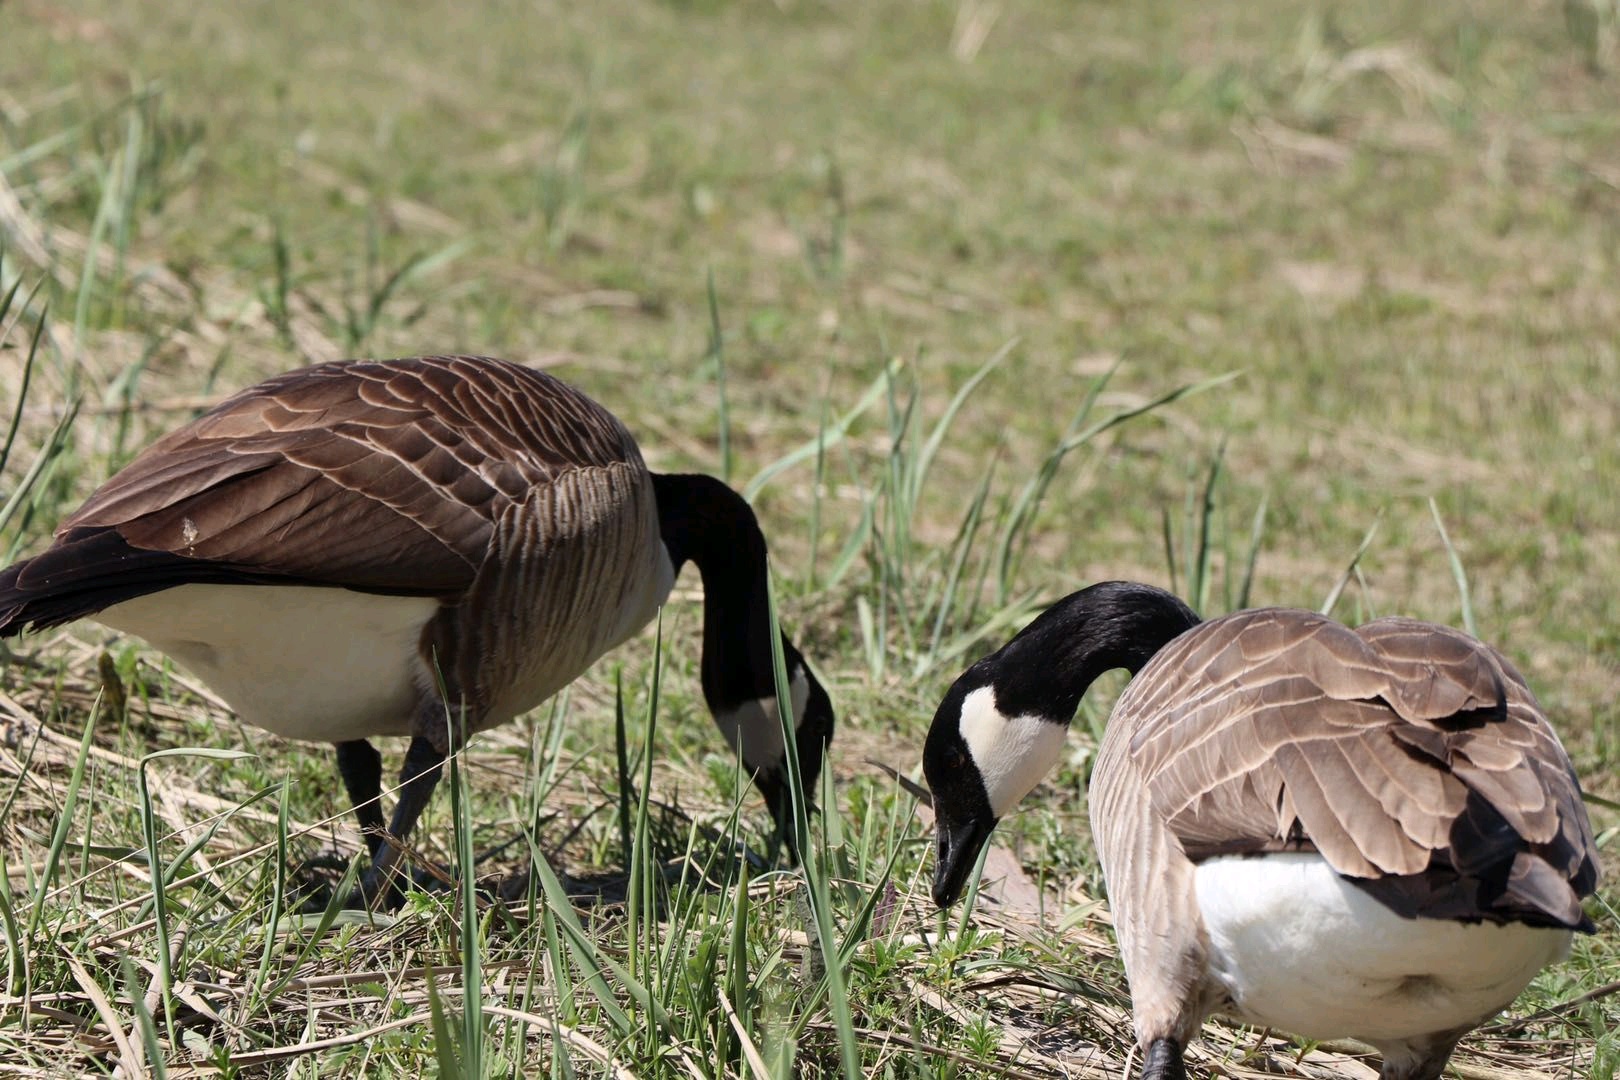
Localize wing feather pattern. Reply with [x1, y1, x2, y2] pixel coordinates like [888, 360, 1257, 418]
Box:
[0, 356, 644, 630]
[1118, 609, 1599, 929]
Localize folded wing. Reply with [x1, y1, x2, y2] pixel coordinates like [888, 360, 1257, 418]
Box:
[1120, 609, 1599, 929]
[0, 356, 642, 629]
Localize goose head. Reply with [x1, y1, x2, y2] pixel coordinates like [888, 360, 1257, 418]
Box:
[924, 581, 1200, 907]
[923, 658, 1072, 907]
[651, 472, 837, 848]
[734, 647, 837, 839]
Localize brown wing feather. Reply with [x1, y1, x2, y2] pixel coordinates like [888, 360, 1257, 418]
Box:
[1, 357, 643, 629]
[1120, 608, 1599, 928]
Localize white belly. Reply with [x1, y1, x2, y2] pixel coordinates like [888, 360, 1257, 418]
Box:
[1194, 853, 1571, 1042]
[98, 584, 439, 743]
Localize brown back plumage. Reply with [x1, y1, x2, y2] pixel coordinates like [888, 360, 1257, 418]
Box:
[1114, 608, 1599, 929]
[0, 355, 645, 629]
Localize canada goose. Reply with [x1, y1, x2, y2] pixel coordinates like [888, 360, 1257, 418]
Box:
[0, 355, 834, 904]
[924, 581, 1599, 1080]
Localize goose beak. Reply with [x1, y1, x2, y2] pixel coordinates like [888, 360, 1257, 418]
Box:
[931, 812, 994, 908]
[756, 769, 799, 834]
[757, 671, 836, 860]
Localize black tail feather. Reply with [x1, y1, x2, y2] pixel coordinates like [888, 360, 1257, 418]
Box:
[0, 527, 293, 637]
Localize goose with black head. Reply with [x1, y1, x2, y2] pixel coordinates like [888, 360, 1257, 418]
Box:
[924, 580, 1598, 1080]
[0, 355, 835, 905]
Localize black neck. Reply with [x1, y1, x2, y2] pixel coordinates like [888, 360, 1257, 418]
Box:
[987, 581, 1201, 722]
[651, 473, 789, 710]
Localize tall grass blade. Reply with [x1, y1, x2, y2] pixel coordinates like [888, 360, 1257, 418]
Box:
[425, 962, 465, 1079]
[1429, 498, 1478, 638]
[824, 494, 874, 592]
[909, 339, 1016, 507]
[0, 848, 20, 997]
[250, 779, 291, 997]
[0, 303, 75, 558]
[27, 699, 98, 938]
[920, 461, 996, 677]
[72, 143, 120, 348]
[0, 125, 84, 176]
[1319, 513, 1383, 617]
[1190, 437, 1227, 613]
[256, 852, 362, 1008]
[1159, 505, 1178, 600]
[265, 218, 293, 346]
[995, 368, 1239, 599]
[743, 360, 898, 500]
[612, 668, 634, 868]
[523, 841, 637, 1037]
[448, 713, 484, 1079]
[356, 239, 471, 348]
[953, 841, 993, 937]
[762, 572, 861, 1080]
[0, 288, 46, 477]
[121, 955, 169, 1080]
[807, 376, 831, 590]
[0, 390, 81, 548]
[707, 268, 732, 484]
[137, 746, 253, 1045]
[727, 854, 751, 1072]
[625, 616, 663, 1059]
[1236, 493, 1268, 610]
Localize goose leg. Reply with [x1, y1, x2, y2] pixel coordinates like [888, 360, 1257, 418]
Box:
[335, 739, 387, 861]
[355, 735, 446, 908]
[1140, 1038, 1186, 1080]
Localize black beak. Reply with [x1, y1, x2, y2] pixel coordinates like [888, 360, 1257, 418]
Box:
[756, 767, 810, 864]
[931, 813, 995, 908]
[756, 677, 834, 864]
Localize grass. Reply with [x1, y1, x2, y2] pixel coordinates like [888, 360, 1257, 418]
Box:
[1, 0, 1617, 1075]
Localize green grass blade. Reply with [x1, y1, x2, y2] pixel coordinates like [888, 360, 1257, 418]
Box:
[0, 848, 20, 997]
[762, 571, 861, 1080]
[1429, 497, 1478, 638]
[910, 338, 1017, 506]
[807, 374, 831, 591]
[523, 840, 637, 1037]
[121, 955, 169, 1080]
[27, 698, 98, 938]
[449, 726, 484, 1079]
[0, 304, 76, 552]
[996, 368, 1239, 599]
[0, 288, 46, 477]
[625, 616, 663, 1055]
[1320, 513, 1383, 618]
[425, 961, 465, 1080]
[727, 853, 751, 1072]
[743, 360, 897, 500]
[1236, 493, 1269, 611]
[612, 667, 634, 867]
[136, 747, 253, 1046]
[1159, 504, 1179, 600]
[250, 779, 291, 997]
[919, 461, 997, 677]
[1190, 437, 1227, 613]
[707, 267, 732, 485]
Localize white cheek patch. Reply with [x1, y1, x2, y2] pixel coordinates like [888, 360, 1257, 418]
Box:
[715, 665, 810, 772]
[957, 685, 1068, 817]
